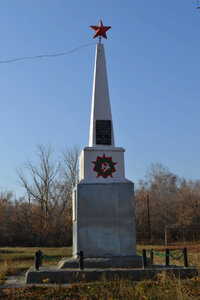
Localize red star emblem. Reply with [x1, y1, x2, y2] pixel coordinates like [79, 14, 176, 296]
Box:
[92, 154, 117, 178]
[90, 20, 111, 39]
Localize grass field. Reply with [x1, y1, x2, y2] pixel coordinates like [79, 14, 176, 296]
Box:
[0, 243, 199, 299]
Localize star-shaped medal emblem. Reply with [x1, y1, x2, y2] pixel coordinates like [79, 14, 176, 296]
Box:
[90, 20, 111, 39]
[92, 154, 117, 178]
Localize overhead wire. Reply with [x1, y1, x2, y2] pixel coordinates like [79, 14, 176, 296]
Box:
[0, 172, 21, 186]
[0, 41, 96, 64]
[0, 41, 96, 190]
[0, 41, 97, 193]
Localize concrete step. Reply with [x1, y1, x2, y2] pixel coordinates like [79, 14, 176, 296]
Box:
[58, 255, 146, 269]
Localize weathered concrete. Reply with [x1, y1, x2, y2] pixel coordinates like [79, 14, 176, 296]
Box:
[58, 256, 144, 269]
[1, 273, 26, 288]
[26, 266, 198, 284]
[1, 273, 71, 288]
[73, 181, 136, 257]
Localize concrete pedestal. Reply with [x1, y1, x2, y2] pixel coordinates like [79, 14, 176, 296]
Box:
[72, 181, 136, 258]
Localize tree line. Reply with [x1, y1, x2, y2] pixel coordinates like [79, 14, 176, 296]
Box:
[0, 146, 199, 246]
[135, 163, 200, 243]
[0, 145, 79, 246]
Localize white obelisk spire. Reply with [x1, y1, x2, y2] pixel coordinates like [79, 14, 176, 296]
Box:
[79, 20, 126, 182]
[89, 42, 115, 147]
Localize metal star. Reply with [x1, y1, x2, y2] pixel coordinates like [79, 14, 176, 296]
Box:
[90, 20, 111, 40]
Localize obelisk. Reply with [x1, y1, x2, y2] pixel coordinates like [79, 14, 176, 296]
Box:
[26, 22, 198, 283]
[73, 20, 136, 258]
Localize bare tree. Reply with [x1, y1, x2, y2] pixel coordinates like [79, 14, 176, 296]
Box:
[61, 145, 79, 190]
[17, 145, 61, 226]
[136, 163, 179, 241]
[17, 144, 80, 228]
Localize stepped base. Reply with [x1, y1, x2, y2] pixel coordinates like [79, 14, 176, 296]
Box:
[58, 255, 145, 269]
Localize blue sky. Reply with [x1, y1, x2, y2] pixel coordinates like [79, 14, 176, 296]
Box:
[0, 0, 200, 197]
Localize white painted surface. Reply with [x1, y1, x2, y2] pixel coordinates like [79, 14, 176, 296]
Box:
[72, 41, 136, 258]
[72, 190, 76, 221]
[79, 147, 125, 181]
[73, 182, 136, 257]
[89, 43, 115, 147]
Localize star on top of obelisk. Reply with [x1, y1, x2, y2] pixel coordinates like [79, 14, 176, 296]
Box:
[89, 19, 114, 147]
[90, 20, 111, 44]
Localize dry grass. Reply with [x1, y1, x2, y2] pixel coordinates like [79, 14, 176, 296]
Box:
[0, 246, 72, 285]
[0, 275, 200, 299]
[0, 244, 199, 299]
[0, 260, 8, 285]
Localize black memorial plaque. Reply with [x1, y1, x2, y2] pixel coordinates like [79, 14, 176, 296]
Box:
[96, 120, 111, 145]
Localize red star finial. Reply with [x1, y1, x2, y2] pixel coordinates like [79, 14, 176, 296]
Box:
[90, 20, 111, 43]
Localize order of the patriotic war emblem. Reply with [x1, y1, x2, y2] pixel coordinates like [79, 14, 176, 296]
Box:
[92, 154, 117, 178]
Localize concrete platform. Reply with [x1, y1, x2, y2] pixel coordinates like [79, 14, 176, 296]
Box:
[58, 255, 144, 269]
[26, 266, 198, 284]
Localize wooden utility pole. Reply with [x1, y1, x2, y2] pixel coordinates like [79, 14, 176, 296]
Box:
[146, 193, 151, 242]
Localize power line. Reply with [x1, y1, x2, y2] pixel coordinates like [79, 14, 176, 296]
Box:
[0, 172, 21, 186]
[0, 41, 96, 64]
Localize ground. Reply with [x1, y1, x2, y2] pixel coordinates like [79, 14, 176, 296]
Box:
[0, 243, 199, 299]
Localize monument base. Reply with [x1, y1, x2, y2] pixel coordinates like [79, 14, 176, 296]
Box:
[58, 255, 144, 269]
[73, 180, 136, 257]
[25, 265, 198, 284]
